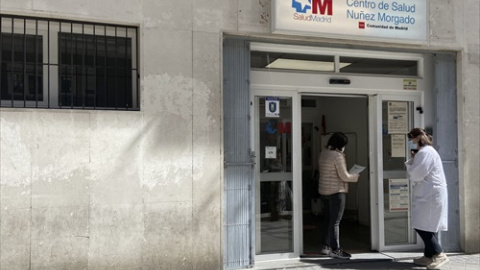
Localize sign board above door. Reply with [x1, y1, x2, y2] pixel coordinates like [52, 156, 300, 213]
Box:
[272, 0, 427, 43]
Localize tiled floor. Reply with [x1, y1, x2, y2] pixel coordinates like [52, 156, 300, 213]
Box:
[253, 211, 479, 270]
[252, 252, 480, 270]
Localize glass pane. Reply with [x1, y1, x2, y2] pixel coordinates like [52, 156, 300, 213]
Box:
[251, 51, 335, 72]
[381, 101, 416, 245]
[340, 57, 418, 76]
[1, 34, 43, 101]
[257, 97, 294, 254]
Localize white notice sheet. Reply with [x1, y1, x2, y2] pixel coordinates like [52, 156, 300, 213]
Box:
[391, 134, 406, 157]
[349, 164, 366, 174]
[387, 102, 408, 133]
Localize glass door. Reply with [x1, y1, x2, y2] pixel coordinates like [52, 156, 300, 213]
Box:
[253, 92, 301, 260]
[369, 94, 424, 251]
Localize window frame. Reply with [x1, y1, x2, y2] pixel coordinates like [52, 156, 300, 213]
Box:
[250, 42, 424, 78]
[0, 14, 140, 110]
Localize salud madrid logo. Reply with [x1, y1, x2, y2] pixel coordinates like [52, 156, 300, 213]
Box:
[291, 0, 333, 23]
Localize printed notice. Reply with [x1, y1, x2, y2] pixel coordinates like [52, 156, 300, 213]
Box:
[265, 97, 280, 118]
[349, 164, 366, 174]
[391, 134, 406, 157]
[265, 146, 277, 159]
[403, 79, 417, 90]
[389, 179, 409, 212]
[387, 102, 408, 134]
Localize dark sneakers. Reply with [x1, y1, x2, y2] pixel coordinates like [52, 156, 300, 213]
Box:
[330, 249, 352, 259]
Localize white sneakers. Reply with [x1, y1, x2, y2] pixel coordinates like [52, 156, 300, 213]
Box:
[427, 253, 449, 269]
[414, 253, 449, 269]
[413, 255, 433, 266]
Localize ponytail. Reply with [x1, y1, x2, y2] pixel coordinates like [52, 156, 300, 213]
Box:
[407, 128, 433, 147]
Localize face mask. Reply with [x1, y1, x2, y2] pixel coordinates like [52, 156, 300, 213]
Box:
[408, 140, 417, 150]
[341, 147, 345, 152]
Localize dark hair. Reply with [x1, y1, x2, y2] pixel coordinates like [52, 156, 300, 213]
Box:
[326, 132, 348, 150]
[407, 128, 433, 147]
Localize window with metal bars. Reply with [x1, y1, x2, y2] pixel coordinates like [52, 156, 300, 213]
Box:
[1, 33, 43, 102]
[0, 14, 139, 110]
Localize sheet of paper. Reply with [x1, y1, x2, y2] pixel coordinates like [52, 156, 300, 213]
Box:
[349, 164, 366, 174]
[387, 101, 408, 133]
[389, 179, 410, 212]
[391, 134, 406, 157]
[265, 146, 276, 159]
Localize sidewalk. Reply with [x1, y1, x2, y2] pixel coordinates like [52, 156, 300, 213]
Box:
[251, 252, 480, 270]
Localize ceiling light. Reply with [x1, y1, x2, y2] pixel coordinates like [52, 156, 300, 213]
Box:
[266, 59, 351, 71]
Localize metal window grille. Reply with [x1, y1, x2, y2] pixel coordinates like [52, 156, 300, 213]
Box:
[0, 14, 139, 110]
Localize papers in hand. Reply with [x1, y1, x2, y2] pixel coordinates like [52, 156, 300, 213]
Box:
[349, 164, 366, 174]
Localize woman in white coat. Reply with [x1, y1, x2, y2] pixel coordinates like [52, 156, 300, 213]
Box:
[405, 128, 449, 270]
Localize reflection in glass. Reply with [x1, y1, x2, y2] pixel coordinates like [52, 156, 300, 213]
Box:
[340, 57, 418, 76]
[257, 97, 294, 254]
[251, 51, 335, 72]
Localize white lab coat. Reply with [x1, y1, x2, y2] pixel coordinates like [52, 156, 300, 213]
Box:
[405, 145, 448, 232]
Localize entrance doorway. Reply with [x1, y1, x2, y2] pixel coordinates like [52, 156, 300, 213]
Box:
[248, 43, 428, 262]
[251, 90, 424, 261]
[222, 40, 450, 269]
[251, 80, 425, 263]
[300, 95, 370, 255]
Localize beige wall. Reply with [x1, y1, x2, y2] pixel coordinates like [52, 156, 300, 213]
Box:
[457, 0, 480, 253]
[0, 0, 478, 269]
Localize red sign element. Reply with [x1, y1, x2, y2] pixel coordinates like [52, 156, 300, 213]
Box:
[359, 22, 365, 29]
[278, 122, 292, 134]
[312, 0, 333, 15]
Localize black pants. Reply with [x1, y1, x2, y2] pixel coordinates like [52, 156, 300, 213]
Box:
[320, 193, 346, 251]
[415, 228, 443, 257]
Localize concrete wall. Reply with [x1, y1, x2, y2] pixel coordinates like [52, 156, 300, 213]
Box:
[457, 0, 480, 253]
[0, 0, 229, 269]
[0, 1, 479, 270]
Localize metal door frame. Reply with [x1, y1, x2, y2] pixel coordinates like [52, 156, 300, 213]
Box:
[247, 41, 431, 260]
[251, 72, 426, 257]
[369, 93, 425, 252]
[251, 88, 302, 262]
